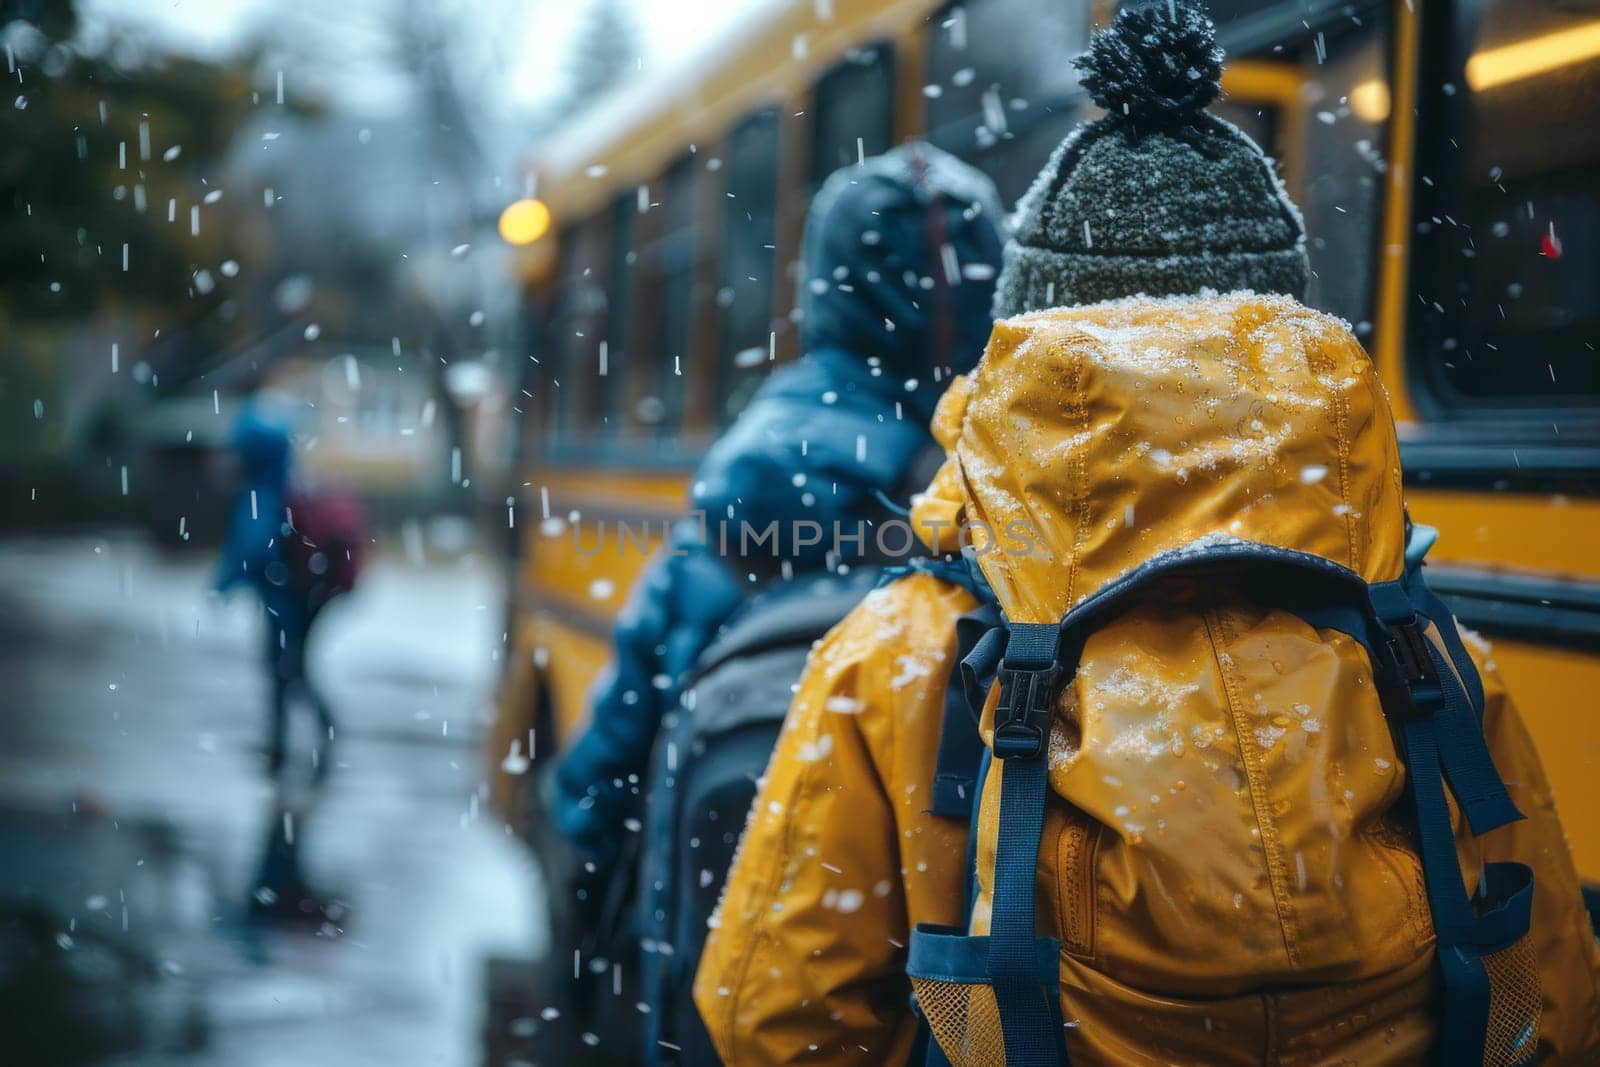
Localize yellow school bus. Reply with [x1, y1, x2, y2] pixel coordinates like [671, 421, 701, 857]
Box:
[492, 0, 1600, 888]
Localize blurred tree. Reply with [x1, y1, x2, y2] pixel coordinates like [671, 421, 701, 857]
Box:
[0, 0, 258, 324]
[388, 0, 487, 196]
[1, 0, 536, 521]
[0, 0, 287, 495]
[561, 0, 643, 114]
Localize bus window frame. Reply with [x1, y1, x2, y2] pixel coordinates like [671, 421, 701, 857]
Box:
[680, 146, 727, 441]
[518, 283, 560, 468]
[538, 217, 705, 471]
[1225, 8, 1392, 338]
[1210, 0, 1371, 56]
[547, 219, 608, 449]
[654, 152, 701, 440]
[809, 41, 898, 190]
[596, 191, 635, 440]
[539, 226, 576, 449]
[623, 153, 698, 442]
[1400, 0, 1600, 469]
[713, 106, 783, 428]
[921, 0, 1090, 204]
[620, 182, 661, 440]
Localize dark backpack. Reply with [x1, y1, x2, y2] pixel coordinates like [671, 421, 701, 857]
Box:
[284, 490, 367, 605]
[637, 565, 886, 1064]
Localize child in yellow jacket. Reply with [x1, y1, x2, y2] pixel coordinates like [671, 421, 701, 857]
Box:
[695, 4, 1600, 1064]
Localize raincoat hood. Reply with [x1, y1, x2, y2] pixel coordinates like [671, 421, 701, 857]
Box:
[912, 290, 1407, 622]
[799, 141, 1004, 411]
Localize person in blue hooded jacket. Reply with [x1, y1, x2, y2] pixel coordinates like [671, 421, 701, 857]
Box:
[215, 394, 336, 778]
[551, 142, 1004, 869]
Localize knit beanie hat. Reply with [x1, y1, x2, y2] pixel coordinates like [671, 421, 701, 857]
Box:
[992, 0, 1309, 318]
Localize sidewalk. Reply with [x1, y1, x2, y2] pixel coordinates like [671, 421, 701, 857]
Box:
[0, 532, 546, 1067]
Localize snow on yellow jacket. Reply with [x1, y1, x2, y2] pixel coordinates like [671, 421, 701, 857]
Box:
[694, 292, 1600, 1065]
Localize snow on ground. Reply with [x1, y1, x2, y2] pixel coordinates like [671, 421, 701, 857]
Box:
[0, 531, 546, 1067]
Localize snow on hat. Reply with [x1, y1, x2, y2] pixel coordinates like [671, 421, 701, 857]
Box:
[992, 0, 1309, 318]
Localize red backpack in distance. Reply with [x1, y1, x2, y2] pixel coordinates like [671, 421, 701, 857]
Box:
[284, 490, 367, 605]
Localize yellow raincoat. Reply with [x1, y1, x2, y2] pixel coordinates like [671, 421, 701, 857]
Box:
[695, 293, 1600, 1065]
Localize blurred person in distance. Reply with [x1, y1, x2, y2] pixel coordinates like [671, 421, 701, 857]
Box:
[213, 390, 336, 780]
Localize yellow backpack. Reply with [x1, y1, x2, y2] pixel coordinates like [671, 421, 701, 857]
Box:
[904, 294, 1538, 1067]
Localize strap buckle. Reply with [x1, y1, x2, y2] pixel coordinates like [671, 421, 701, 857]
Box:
[993, 662, 1063, 760]
[1378, 616, 1443, 717]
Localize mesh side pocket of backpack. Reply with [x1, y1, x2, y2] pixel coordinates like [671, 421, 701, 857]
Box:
[1480, 930, 1541, 1067]
[908, 925, 1065, 1067]
[909, 971, 1006, 1067]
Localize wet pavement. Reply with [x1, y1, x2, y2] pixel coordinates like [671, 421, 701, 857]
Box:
[0, 532, 547, 1067]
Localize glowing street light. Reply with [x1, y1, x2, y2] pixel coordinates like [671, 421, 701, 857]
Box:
[1348, 78, 1391, 122]
[498, 198, 551, 246]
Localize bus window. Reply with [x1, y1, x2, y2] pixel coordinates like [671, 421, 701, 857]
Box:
[550, 221, 607, 445]
[541, 230, 576, 445]
[598, 193, 634, 436]
[520, 287, 559, 462]
[811, 45, 896, 187]
[716, 109, 780, 426]
[925, 1, 1087, 204]
[1299, 15, 1389, 335]
[1216, 10, 1391, 335]
[1412, 0, 1600, 404]
[650, 155, 696, 437]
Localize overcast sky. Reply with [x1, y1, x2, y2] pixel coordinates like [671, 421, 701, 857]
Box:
[78, 0, 761, 111]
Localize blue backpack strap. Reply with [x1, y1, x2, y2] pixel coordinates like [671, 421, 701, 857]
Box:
[1404, 523, 1487, 716]
[914, 746, 997, 1067]
[1368, 574, 1532, 1065]
[986, 621, 1071, 1067]
[890, 553, 1004, 820]
[1291, 546, 1531, 1065]
[1374, 574, 1520, 835]
[893, 553, 1023, 1064]
[931, 599, 1002, 817]
[882, 553, 980, 592]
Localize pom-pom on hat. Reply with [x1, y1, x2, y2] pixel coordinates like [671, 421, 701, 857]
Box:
[992, 0, 1310, 318]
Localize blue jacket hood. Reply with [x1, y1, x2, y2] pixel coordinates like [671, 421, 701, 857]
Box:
[691, 348, 934, 571]
[230, 400, 292, 489]
[798, 141, 1004, 403]
[216, 396, 296, 609]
